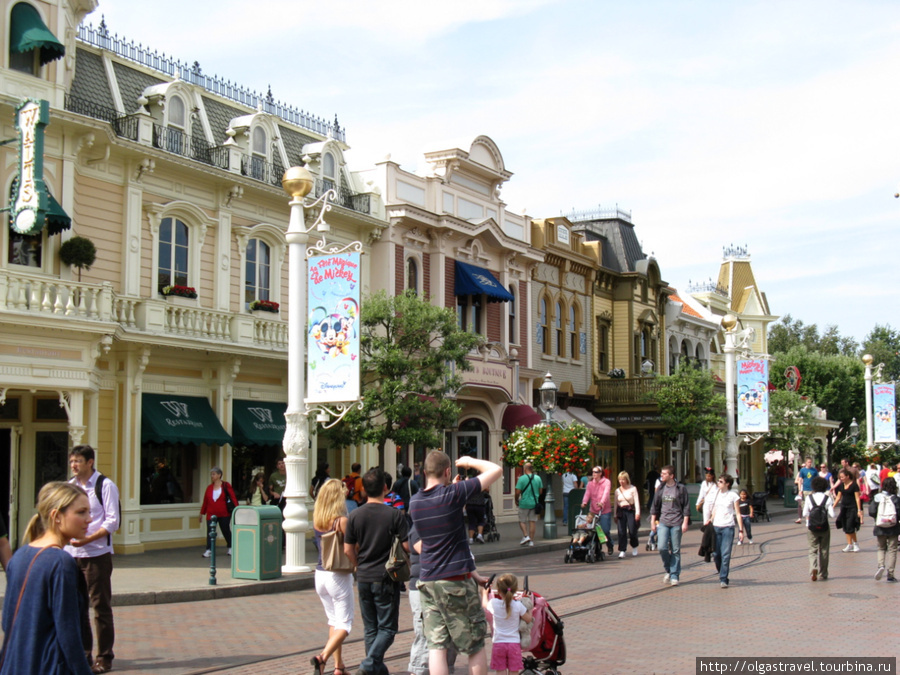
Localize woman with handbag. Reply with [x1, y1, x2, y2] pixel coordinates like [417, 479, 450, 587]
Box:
[311, 478, 354, 675]
[198, 467, 238, 558]
[833, 468, 863, 553]
[0, 482, 94, 675]
[614, 471, 641, 558]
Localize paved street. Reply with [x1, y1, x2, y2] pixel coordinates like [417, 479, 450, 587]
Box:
[105, 515, 897, 675]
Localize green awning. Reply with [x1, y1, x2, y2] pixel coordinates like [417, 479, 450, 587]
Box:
[10, 3, 65, 66]
[45, 194, 71, 235]
[232, 400, 286, 447]
[142, 394, 233, 446]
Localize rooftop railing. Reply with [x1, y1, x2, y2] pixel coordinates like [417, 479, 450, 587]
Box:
[64, 94, 139, 141]
[565, 205, 632, 224]
[76, 21, 345, 143]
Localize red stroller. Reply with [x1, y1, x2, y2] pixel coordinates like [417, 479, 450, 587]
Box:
[520, 578, 566, 675]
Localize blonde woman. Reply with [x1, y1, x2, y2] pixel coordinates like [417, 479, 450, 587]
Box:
[1, 482, 94, 675]
[614, 471, 641, 558]
[310, 479, 354, 675]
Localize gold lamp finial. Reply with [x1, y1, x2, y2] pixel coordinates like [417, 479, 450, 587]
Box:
[862, 354, 873, 366]
[282, 166, 314, 199]
[721, 314, 737, 331]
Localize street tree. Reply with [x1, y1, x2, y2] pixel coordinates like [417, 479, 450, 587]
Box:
[651, 363, 726, 456]
[768, 314, 858, 356]
[766, 389, 820, 464]
[861, 324, 900, 383]
[331, 290, 484, 467]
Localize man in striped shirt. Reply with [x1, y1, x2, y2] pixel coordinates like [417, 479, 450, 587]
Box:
[409, 450, 502, 675]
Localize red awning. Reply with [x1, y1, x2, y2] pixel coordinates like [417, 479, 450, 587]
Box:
[502, 404, 543, 433]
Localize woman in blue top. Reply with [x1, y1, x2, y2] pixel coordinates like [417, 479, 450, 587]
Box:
[0, 481, 94, 675]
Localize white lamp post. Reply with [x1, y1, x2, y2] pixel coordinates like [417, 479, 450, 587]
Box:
[721, 315, 739, 478]
[863, 354, 874, 452]
[539, 372, 558, 539]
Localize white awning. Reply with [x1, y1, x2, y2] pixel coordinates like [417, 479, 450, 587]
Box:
[567, 407, 618, 436]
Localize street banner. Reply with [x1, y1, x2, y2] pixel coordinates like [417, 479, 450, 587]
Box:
[737, 359, 769, 433]
[873, 383, 897, 444]
[306, 252, 361, 403]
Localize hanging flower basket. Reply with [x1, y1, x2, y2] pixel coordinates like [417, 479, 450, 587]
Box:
[250, 299, 280, 313]
[161, 285, 197, 299]
[502, 421, 596, 475]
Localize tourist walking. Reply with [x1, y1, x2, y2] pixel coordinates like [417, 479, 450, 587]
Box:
[614, 471, 640, 558]
[707, 474, 743, 588]
[871, 476, 900, 582]
[581, 465, 614, 556]
[833, 468, 863, 552]
[802, 476, 834, 581]
[199, 467, 238, 558]
[311, 479, 354, 675]
[0, 482, 94, 675]
[480, 573, 533, 675]
[514, 462, 542, 546]
[247, 472, 270, 506]
[737, 489, 753, 544]
[649, 465, 690, 586]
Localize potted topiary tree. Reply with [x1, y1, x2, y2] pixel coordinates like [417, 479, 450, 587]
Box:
[59, 236, 97, 282]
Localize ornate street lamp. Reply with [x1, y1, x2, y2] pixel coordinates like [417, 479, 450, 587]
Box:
[863, 354, 874, 451]
[539, 373, 558, 539]
[721, 315, 740, 479]
[849, 417, 859, 444]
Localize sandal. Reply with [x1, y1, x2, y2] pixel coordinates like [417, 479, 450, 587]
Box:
[333, 669, 348, 675]
[310, 655, 326, 675]
[91, 663, 112, 674]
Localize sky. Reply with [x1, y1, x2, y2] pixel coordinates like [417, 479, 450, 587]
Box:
[90, 0, 899, 345]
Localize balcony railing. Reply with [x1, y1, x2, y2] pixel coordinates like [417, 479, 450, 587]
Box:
[64, 94, 139, 141]
[240, 155, 284, 187]
[596, 377, 661, 405]
[314, 179, 371, 215]
[152, 124, 229, 169]
[1, 270, 287, 350]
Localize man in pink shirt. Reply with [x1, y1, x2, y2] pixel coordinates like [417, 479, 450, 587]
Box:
[581, 465, 613, 555]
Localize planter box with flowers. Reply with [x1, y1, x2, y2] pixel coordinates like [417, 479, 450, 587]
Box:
[160, 285, 198, 307]
[502, 421, 596, 476]
[249, 299, 280, 314]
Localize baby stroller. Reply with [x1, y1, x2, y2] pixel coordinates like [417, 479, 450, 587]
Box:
[563, 514, 605, 564]
[751, 492, 770, 522]
[483, 492, 501, 542]
[521, 577, 566, 675]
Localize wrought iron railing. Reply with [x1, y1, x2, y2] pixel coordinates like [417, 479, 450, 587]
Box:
[685, 278, 729, 297]
[314, 179, 371, 215]
[76, 21, 345, 142]
[596, 377, 661, 405]
[240, 155, 283, 187]
[152, 124, 227, 168]
[64, 94, 139, 141]
[565, 205, 632, 223]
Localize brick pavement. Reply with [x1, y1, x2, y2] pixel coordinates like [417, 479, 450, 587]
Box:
[101, 511, 897, 674]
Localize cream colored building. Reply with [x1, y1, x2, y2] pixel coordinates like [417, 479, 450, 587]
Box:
[0, 0, 384, 551]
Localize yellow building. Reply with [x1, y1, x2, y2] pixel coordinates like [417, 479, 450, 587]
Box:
[0, 0, 384, 551]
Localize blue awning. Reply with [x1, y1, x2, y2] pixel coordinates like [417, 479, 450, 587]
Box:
[454, 260, 513, 303]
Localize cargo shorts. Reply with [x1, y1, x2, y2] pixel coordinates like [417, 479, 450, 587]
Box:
[417, 577, 487, 655]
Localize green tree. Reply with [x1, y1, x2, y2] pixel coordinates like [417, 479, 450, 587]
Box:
[861, 324, 900, 383]
[332, 290, 484, 466]
[766, 389, 820, 463]
[651, 364, 726, 450]
[767, 314, 858, 356]
[769, 346, 865, 454]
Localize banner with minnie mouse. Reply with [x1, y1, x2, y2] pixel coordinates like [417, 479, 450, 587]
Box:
[306, 252, 360, 403]
[737, 359, 769, 433]
[873, 383, 896, 444]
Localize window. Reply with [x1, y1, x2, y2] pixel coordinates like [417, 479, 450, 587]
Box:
[157, 217, 189, 292]
[569, 304, 580, 360]
[457, 295, 482, 333]
[169, 95, 186, 129]
[323, 152, 336, 193]
[249, 127, 267, 180]
[8, 230, 42, 267]
[245, 238, 271, 307]
[9, 45, 37, 75]
[597, 321, 609, 372]
[539, 298, 550, 355]
[406, 257, 418, 295]
[508, 285, 517, 345]
[8, 3, 63, 76]
[555, 301, 564, 357]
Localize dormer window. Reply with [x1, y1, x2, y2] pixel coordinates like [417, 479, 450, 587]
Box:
[169, 95, 186, 129]
[322, 152, 336, 192]
[249, 127, 267, 180]
[8, 3, 65, 77]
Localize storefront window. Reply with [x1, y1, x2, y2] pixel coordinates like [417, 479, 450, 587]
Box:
[141, 444, 197, 504]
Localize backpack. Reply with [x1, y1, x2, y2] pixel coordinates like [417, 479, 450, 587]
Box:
[342, 474, 357, 502]
[875, 495, 899, 528]
[95, 474, 122, 545]
[806, 494, 829, 532]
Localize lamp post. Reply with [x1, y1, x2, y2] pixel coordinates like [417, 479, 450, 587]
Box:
[721, 315, 740, 478]
[280, 166, 316, 574]
[863, 354, 874, 452]
[539, 372, 558, 539]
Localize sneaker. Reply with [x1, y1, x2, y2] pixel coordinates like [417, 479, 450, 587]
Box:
[811, 570, 817, 582]
[663, 573, 670, 584]
[887, 574, 897, 583]
[227, 548, 232, 556]
[632, 549, 638, 557]
[747, 539, 753, 544]
[527, 540, 534, 547]
[852, 544, 860, 552]
[670, 578, 679, 586]
[720, 581, 728, 588]
[736, 540, 742, 546]
[842, 544, 852, 552]
[468, 538, 474, 544]
[520, 536, 531, 546]
[618, 551, 626, 559]
[202, 550, 211, 558]
[875, 567, 885, 580]
[476, 534, 485, 543]
[819, 575, 828, 581]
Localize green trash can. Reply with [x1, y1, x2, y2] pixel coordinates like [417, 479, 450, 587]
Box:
[784, 484, 798, 509]
[231, 505, 283, 580]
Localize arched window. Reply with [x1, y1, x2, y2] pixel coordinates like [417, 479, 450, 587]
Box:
[695, 344, 706, 369]
[8, 3, 64, 76]
[508, 285, 517, 345]
[569, 304, 580, 360]
[169, 96, 186, 129]
[457, 294, 482, 333]
[249, 127, 267, 180]
[539, 297, 550, 355]
[555, 301, 564, 357]
[157, 217, 189, 293]
[597, 321, 609, 372]
[245, 238, 271, 307]
[406, 257, 418, 295]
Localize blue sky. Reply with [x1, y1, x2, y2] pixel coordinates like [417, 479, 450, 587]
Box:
[92, 0, 900, 345]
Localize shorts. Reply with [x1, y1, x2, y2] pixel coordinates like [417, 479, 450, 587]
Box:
[518, 506, 538, 523]
[491, 641, 523, 672]
[417, 577, 487, 655]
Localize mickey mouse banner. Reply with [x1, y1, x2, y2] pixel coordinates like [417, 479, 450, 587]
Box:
[873, 383, 896, 444]
[737, 359, 769, 434]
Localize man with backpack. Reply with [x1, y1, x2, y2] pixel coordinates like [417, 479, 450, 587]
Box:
[343, 463, 362, 513]
[802, 475, 834, 582]
[65, 444, 121, 674]
[392, 465, 419, 517]
[870, 475, 900, 583]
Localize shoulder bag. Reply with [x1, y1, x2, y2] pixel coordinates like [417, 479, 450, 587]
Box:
[384, 514, 410, 583]
[321, 518, 354, 573]
[223, 483, 237, 515]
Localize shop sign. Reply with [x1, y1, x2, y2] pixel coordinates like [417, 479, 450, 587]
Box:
[12, 99, 49, 235]
[460, 359, 512, 398]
